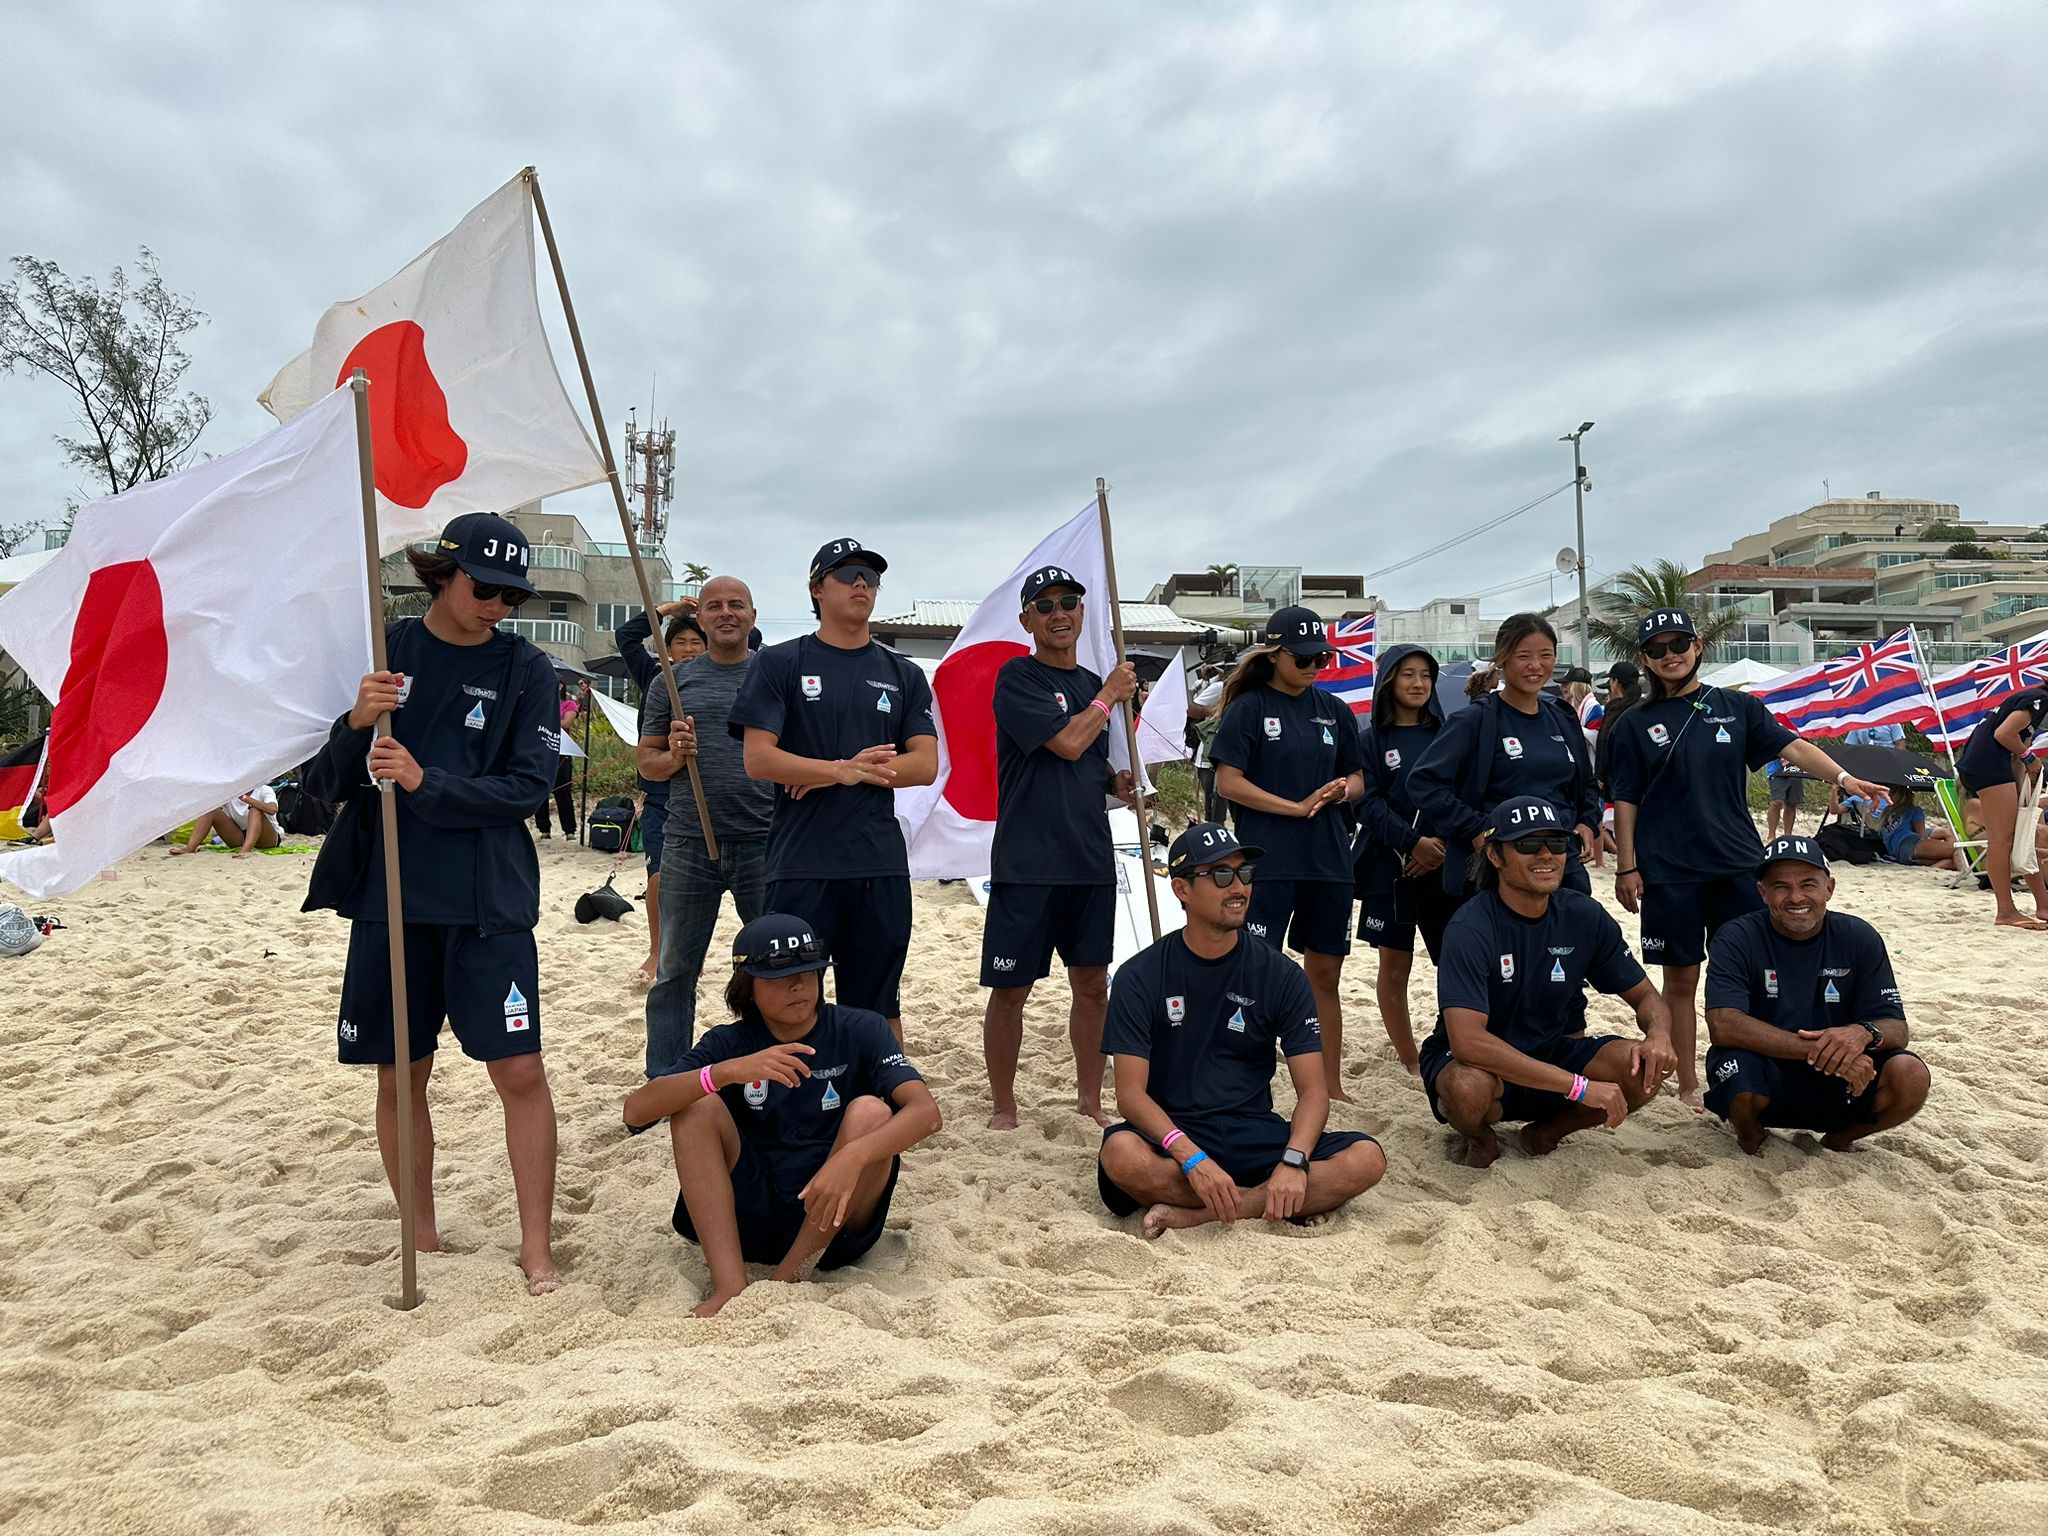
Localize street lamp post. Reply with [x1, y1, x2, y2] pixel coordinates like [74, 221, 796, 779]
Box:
[1561, 421, 1595, 667]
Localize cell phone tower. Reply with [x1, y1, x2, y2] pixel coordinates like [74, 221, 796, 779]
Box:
[622, 405, 676, 548]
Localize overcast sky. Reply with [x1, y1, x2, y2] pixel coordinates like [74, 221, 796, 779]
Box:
[5, 2, 2045, 627]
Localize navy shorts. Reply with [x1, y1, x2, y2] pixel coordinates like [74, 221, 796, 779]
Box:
[766, 875, 913, 1019]
[1767, 774, 1806, 807]
[337, 922, 541, 1065]
[1245, 878, 1353, 956]
[1095, 1117, 1378, 1217]
[980, 881, 1115, 987]
[641, 791, 669, 876]
[1704, 1046, 1919, 1132]
[1958, 769, 2011, 796]
[1418, 1026, 1620, 1126]
[671, 1139, 900, 1270]
[1640, 873, 1764, 970]
[1357, 874, 1462, 961]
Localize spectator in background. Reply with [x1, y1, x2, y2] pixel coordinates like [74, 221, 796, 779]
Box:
[1764, 758, 1805, 841]
[1845, 721, 1908, 749]
[1188, 663, 1227, 823]
[534, 684, 579, 840]
[170, 784, 284, 858]
[617, 599, 708, 986]
[1594, 660, 1643, 862]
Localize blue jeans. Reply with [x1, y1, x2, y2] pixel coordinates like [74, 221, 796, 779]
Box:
[645, 835, 768, 1077]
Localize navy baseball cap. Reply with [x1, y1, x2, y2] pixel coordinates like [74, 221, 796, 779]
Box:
[1259, 605, 1328, 656]
[1167, 821, 1264, 875]
[1757, 836, 1830, 877]
[808, 537, 888, 583]
[731, 913, 829, 978]
[1020, 565, 1086, 605]
[1637, 608, 1697, 649]
[438, 512, 536, 596]
[1485, 795, 1571, 841]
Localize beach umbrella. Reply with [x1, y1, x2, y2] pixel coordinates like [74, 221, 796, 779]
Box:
[1781, 743, 1948, 792]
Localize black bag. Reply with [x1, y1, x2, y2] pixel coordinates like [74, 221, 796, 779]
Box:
[574, 876, 634, 923]
[1815, 823, 1883, 866]
[587, 795, 635, 854]
[277, 783, 338, 837]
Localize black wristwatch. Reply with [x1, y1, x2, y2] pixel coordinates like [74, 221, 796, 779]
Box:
[1861, 1022, 1885, 1051]
[1279, 1148, 1310, 1174]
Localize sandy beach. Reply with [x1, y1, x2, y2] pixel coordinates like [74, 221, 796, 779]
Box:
[1, 836, 2044, 1535]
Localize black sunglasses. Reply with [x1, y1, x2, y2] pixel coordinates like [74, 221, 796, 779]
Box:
[1503, 833, 1574, 856]
[1288, 650, 1333, 667]
[468, 579, 528, 608]
[1029, 594, 1082, 615]
[825, 563, 882, 587]
[1641, 634, 1696, 660]
[739, 937, 826, 971]
[1185, 863, 1256, 888]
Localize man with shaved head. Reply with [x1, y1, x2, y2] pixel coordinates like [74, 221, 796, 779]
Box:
[639, 575, 776, 1077]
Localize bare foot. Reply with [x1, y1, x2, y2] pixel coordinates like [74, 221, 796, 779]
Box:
[1463, 1126, 1502, 1169]
[1820, 1129, 1862, 1152]
[520, 1243, 561, 1296]
[1287, 1210, 1334, 1228]
[1328, 1083, 1355, 1104]
[691, 1287, 744, 1318]
[1733, 1119, 1768, 1155]
[1140, 1203, 1211, 1240]
[988, 1107, 1020, 1131]
[1075, 1101, 1113, 1129]
[1397, 1055, 1421, 1079]
[414, 1223, 443, 1254]
[1678, 1084, 1705, 1113]
[1518, 1109, 1602, 1157]
[633, 961, 657, 989]
[1994, 915, 2048, 931]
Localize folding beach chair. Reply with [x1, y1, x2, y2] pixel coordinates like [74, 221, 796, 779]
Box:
[1933, 777, 1989, 876]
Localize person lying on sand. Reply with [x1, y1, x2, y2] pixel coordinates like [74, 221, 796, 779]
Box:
[1095, 823, 1386, 1240]
[1419, 796, 1677, 1167]
[624, 913, 942, 1318]
[1702, 836, 1930, 1153]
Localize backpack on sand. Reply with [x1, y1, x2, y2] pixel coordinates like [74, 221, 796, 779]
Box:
[587, 795, 636, 855]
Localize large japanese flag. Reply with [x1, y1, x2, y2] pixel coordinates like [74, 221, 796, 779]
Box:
[0, 391, 369, 897]
[259, 171, 604, 551]
[895, 503, 1132, 879]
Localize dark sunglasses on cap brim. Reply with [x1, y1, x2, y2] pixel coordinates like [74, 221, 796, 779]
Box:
[825, 563, 882, 587]
[738, 937, 827, 972]
[1502, 832, 1574, 856]
[1186, 862, 1257, 888]
[1029, 594, 1082, 615]
[1641, 634, 1696, 660]
[1286, 650, 1334, 667]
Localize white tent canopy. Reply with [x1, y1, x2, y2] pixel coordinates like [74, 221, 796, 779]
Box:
[1699, 657, 1787, 688]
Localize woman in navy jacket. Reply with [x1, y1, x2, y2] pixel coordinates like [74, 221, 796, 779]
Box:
[1408, 613, 1602, 899]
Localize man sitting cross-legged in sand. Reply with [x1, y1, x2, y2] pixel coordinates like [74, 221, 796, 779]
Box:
[1703, 835, 1930, 1153]
[623, 913, 942, 1317]
[1096, 822, 1386, 1238]
[169, 784, 283, 858]
[1421, 795, 1677, 1166]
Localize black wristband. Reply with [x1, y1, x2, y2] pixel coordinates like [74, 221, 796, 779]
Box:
[1616, 867, 1637, 876]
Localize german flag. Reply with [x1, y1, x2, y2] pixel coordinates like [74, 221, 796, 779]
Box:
[1, 734, 45, 818]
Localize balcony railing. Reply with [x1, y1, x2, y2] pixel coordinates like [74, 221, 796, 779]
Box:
[530, 545, 585, 573]
[497, 618, 584, 648]
[588, 542, 668, 563]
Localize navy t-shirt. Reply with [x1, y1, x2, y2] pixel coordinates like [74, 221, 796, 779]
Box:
[1373, 722, 1439, 825]
[675, 1004, 924, 1198]
[1704, 910, 1905, 1038]
[1958, 687, 2046, 783]
[1211, 683, 1366, 880]
[1480, 699, 1583, 821]
[1436, 889, 1647, 1054]
[991, 654, 1112, 885]
[1607, 686, 1796, 882]
[1102, 933, 1321, 1136]
[341, 623, 554, 925]
[728, 634, 937, 881]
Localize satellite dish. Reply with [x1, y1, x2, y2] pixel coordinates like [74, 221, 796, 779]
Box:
[1555, 546, 1581, 575]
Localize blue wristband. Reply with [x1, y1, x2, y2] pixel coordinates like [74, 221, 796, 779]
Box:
[1179, 1150, 1210, 1174]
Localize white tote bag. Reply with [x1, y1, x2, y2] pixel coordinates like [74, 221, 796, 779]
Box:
[2014, 771, 2042, 877]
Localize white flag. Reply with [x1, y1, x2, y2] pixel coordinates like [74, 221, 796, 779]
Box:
[895, 503, 1131, 879]
[259, 172, 604, 551]
[1134, 647, 1191, 765]
[0, 392, 370, 897]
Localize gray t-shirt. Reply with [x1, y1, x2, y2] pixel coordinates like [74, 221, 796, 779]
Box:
[640, 653, 775, 847]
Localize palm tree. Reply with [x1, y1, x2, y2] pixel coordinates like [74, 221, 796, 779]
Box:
[1586, 559, 1746, 659]
[1206, 562, 1240, 596]
[682, 561, 711, 584]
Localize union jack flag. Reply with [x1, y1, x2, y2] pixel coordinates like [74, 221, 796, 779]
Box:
[1924, 632, 2048, 750]
[1321, 615, 1377, 715]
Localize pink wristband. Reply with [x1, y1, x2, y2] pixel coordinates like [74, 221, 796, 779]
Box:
[1568, 1074, 1588, 1103]
[1161, 1129, 1185, 1152]
[700, 1066, 717, 1096]
[1090, 699, 1112, 721]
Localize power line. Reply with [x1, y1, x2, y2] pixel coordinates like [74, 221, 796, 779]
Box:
[1365, 481, 1576, 583]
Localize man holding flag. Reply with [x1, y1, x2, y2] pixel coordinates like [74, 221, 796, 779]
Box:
[731, 540, 937, 1042]
[980, 565, 1140, 1130]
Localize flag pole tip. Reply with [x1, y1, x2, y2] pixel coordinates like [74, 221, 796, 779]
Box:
[1096, 476, 1107, 492]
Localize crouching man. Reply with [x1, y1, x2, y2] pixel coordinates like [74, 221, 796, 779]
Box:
[1421, 796, 1677, 1165]
[1096, 823, 1386, 1238]
[1704, 836, 1930, 1152]
[623, 913, 942, 1317]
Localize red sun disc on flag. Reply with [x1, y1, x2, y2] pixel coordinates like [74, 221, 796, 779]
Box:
[47, 560, 170, 816]
[336, 320, 469, 508]
[935, 640, 1030, 822]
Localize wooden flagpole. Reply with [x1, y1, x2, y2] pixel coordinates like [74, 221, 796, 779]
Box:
[523, 167, 718, 860]
[1908, 626, 1964, 778]
[350, 369, 420, 1312]
[1097, 477, 1162, 942]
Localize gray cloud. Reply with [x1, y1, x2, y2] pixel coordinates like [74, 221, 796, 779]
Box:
[4, 1, 2044, 627]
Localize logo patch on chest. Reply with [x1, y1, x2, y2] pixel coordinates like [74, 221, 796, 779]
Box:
[1647, 723, 1670, 746]
[1384, 748, 1401, 768]
[1764, 969, 1779, 997]
[1502, 736, 1524, 759]
[1499, 954, 1515, 981]
[465, 701, 486, 730]
[820, 1080, 842, 1111]
[801, 674, 822, 699]
[1549, 958, 1566, 982]
[744, 1079, 769, 1108]
[1054, 691, 1068, 711]
[1263, 717, 1281, 740]
[1166, 995, 1186, 1024]
[1226, 1006, 1248, 1033]
[1715, 725, 1731, 744]
[1824, 980, 1841, 1003]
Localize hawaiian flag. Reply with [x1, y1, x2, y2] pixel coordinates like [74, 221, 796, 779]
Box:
[1923, 632, 2048, 751]
[1322, 615, 1377, 716]
[1750, 629, 1931, 734]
